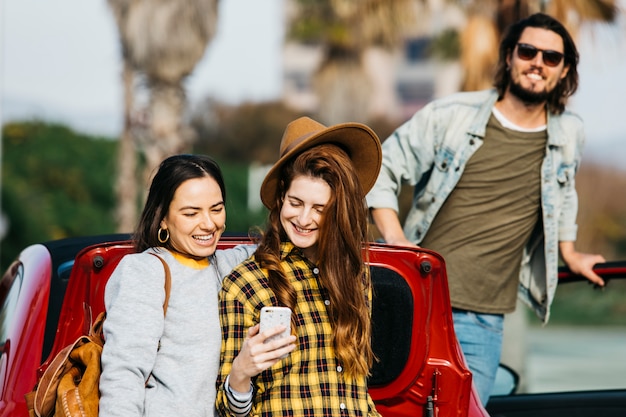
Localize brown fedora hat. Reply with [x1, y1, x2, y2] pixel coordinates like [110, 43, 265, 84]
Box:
[260, 116, 382, 209]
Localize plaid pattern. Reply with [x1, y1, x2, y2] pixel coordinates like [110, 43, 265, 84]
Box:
[217, 242, 381, 417]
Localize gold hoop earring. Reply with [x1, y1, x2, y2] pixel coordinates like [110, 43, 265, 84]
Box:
[222, 224, 226, 233]
[158, 228, 170, 244]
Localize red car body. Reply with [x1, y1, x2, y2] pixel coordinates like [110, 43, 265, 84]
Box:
[2, 235, 488, 416]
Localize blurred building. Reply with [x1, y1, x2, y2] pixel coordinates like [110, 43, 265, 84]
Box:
[281, 36, 438, 123]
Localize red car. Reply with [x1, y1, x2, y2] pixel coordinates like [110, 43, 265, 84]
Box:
[2, 235, 625, 416]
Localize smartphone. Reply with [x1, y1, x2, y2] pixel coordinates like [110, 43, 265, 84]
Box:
[259, 306, 292, 344]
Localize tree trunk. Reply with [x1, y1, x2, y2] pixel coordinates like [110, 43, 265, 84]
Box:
[115, 61, 138, 233]
[314, 47, 372, 125]
[363, 47, 402, 122]
[460, 13, 499, 91]
[142, 82, 188, 187]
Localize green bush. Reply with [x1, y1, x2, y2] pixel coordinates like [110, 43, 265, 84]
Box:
[216, 158, 268, 235]
[1, 121, 117, 270]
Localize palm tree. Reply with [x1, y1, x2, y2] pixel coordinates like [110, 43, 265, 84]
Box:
[107, 0, 218, 231]
[287, 0, 417, 125]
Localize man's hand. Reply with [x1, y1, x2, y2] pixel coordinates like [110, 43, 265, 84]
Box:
[370, 208, 418, 247]
[559, 241, 606, 286]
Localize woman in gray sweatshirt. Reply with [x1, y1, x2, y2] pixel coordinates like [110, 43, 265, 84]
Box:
[99, 154, 256, 417]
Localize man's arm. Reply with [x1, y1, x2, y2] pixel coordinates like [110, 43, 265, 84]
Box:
[558, 241, 606, 286]
[370, 208, 417, 247]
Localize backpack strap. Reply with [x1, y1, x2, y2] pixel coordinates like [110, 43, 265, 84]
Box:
[87, 253, 171, 341]
[149, 253, 171, 315]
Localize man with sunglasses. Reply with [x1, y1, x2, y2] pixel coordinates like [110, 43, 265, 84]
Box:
[367, 13, 605, 406]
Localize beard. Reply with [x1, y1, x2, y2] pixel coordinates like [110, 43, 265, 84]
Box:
[509, 78, 550, 105]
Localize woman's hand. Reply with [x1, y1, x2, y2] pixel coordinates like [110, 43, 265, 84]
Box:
[228, 324, 296, 392]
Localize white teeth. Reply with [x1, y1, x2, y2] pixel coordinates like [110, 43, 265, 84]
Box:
[295, 226, 311, 233]
[194, 234, 213, 241]
[527, 73, 542, 80]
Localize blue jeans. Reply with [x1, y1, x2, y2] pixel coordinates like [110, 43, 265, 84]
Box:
[452, 309, 504, 406]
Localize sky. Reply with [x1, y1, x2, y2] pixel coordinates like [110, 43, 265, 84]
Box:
[1, 0, 625, 167]
[1, 0, 285, 136]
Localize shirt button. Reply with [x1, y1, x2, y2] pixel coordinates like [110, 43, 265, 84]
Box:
[337, 365, 343, 372]
[313, 267, 320, 275]
[339, 403, 346, 410]
[324, 299, 330, 306]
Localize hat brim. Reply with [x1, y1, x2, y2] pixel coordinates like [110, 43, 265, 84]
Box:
[260, 123, 382, 209]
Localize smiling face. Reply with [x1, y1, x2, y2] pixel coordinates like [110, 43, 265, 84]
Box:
[160, 176, 226, 259]
[280, 175, 331, 263]
[507, 27, 569, 104]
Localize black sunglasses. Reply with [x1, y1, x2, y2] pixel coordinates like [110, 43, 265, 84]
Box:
[516, 43, 564, 67]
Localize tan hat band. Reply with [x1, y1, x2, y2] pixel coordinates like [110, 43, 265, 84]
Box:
[282, 132, 316, 156]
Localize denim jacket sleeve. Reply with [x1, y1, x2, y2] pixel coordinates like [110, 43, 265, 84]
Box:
[366, 101, 438, 214]
[551, 109, 585, 242]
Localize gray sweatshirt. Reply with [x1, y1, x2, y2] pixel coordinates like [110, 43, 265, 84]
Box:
[99, 245, 255, 417]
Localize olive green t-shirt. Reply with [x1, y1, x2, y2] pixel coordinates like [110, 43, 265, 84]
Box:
[420, 113, 547, 314]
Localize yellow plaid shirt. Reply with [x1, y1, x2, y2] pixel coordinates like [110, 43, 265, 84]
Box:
[216, 242, 381, 417]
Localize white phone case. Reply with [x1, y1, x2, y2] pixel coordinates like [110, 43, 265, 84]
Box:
[260, 306, 292, 343]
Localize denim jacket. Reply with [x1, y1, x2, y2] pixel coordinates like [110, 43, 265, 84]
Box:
[366, 89, 585, 323]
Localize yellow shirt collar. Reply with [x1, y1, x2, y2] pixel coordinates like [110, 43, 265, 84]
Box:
[170, 251, 210, 269]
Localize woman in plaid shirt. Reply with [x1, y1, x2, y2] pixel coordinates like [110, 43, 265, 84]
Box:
[216, 117, 383, 417]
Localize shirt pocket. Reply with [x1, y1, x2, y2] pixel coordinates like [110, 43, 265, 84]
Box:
[422, 147, 455, 201]
[556, 163, 576, 187]
[434, 147, 455, 172]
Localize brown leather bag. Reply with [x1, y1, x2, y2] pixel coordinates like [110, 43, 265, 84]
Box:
[25, 253, 171, 417]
